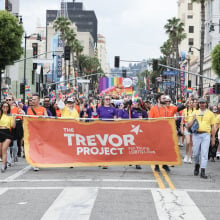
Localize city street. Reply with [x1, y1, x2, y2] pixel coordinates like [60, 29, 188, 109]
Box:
[0, 147, 220, 220]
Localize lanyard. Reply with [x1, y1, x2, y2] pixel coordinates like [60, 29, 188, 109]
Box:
[157, 105, 167, 117]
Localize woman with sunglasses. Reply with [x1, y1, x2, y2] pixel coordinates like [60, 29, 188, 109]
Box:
[0, 102, 16, 172]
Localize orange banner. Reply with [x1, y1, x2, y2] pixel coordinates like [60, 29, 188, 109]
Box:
[23, 117, 181, 167]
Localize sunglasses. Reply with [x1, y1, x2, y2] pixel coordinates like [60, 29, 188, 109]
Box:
[6, 99, 12, 101]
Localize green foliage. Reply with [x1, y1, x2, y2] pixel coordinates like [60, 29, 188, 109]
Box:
[0, 11, 24, 69]
[79, 55, 103, 74]
[211, 44, 220, 77]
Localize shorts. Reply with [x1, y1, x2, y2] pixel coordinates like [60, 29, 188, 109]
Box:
[184, 127, 191, 136]
[0, 129, 13, 142]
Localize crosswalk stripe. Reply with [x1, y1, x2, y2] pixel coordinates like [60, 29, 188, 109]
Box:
[41, 187, 98, 220]
[0, 188, 8, 196]
[3, 165, 31, 182]
[151, 189, 206, 220]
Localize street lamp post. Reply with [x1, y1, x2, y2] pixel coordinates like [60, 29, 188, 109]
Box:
[23, 34, 28, 103]
[188, 46, 203, 96]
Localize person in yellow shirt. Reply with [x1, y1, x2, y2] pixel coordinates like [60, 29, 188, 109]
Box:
[180, 100, 194, 163]
[187, 98, 216, 179]
[0, 102, 16, 172]
[57, 92, 79, 119]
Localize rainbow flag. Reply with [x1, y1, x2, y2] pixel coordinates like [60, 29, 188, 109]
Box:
[186, 87, 193, 93]
[79, 93, 85, 98]
[67, 83, 70, 89]
[50, 91, 56, 98]
[25, 86, 31, 92]
[133, 91, 138, 98]
[16, 98, 22, 102]
[99, 77, 123, 93]
[3, 91, 8, 95]
[90, 100, 96, 108]
[26, 93, 31, 98]
[124, 87, 133, 96]
[66, 88, 74, 97]
[177, 100, 182, 104]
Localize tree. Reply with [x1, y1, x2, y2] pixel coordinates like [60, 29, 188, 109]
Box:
[0, 10, 24, 101]
[211, 44, 220, 77]
[160, 39, 173, 66]
[53, 16, 71, 46]
[191, 0, 207, 96]
[164, 17, 186, 68]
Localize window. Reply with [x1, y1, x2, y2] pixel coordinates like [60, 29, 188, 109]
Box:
[188, 38, 194, 46]
[189, 26, 194, 33]
[187, 15, 193, 19]
[188, 3, 193, 10]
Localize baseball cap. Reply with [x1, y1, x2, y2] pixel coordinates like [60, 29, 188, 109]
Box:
[198, 98, 207, 103]
[67, 97, 74, 103]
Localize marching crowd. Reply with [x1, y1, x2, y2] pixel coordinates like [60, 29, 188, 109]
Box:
[0, 91, 220, 179]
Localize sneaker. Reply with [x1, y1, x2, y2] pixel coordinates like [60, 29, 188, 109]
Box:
[1, 165, 7, 173]
[188, 157, 192, 164]
[0, 158, 2, 162]
[154, 165, 160, 172]
[7, 162, 11, 167]
[216, 152, 220, 160]
[14, 157, 18, 162]
[179, 143, 184, 147]
[135, 165, 142, 169]
[183, 155, 188, 163]
[33, 167, 40, 171]
[162, 165, 170, 172]
[102, 166, 108, 169]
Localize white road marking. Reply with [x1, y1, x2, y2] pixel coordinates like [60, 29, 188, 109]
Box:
[0, 188, 8, 195]
[1, 186, 220, 193]
[0, 178, 156, 183]
[151, 189, 206, 220]
[41, 187, 98, 220]
[3, 165, 31, 182]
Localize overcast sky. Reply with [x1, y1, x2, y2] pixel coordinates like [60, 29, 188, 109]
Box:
[20, 0, 177, 67]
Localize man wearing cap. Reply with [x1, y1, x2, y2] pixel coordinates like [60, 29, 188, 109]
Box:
[187, 98, 216, 179]
[57, 92, 79, 119]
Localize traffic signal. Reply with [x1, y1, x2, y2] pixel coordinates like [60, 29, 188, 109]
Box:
[213, 84, 216, 94]
[33, 63, 37, 70]
[32, 43, 38, 58]
[152, 59, 158, 71]
[114, 56, 120, 68]
[64, 46, 70, 60]
[216, 83, 220, 94]
[20, 83, 25, 94]
[122, 69, 127, 78]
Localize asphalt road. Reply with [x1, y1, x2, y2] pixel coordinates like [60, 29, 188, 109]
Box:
[0, 149, 220, 220]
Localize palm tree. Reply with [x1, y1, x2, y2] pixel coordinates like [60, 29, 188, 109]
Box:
[53, 16, 71, 46]
[191, 0, 207, 96]
[164, 17, 186, 68]
[160, 39, 173, 66]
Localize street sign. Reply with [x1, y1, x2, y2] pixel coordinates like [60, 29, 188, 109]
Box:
[77, 79, 90, 83]
[163, 81, 175, 86]
[163, 71, 179, 76]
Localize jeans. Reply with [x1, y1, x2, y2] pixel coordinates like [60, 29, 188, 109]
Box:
[192, 133, 210, 168]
